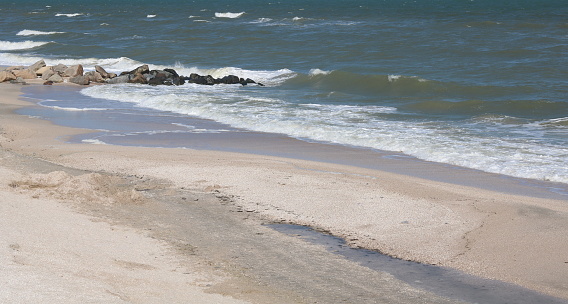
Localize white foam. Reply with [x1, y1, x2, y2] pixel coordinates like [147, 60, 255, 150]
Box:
[38, 101, 108, 112]
[215, 12, 245, 18]
[82, 139, 107, 145]
[17, 29, 65, 36]
[251, 18, 273, 23]
[80, 83, 568, 184]
[147, 14, 156, 18]
[0, 40, 50, 51]
[309, 68, 332, 76]
[55, 13, 83, 17]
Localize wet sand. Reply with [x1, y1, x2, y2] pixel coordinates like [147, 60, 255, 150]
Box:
[1, 80, 567, 303]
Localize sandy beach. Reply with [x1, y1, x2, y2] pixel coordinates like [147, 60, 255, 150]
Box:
[1, 80, 567, 303]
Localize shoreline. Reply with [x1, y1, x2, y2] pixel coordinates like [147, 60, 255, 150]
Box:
[2, 81, 568, 302]
[19, 82, 568, 201]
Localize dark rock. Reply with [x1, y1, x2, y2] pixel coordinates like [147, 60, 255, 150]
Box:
[163, 68, 179, 78]
[43, 80, 54, 85]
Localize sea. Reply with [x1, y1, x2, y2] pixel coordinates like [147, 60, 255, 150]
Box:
[1, 0, 567, 185]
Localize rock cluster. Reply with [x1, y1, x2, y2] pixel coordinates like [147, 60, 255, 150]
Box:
[0, 60, 263, 87]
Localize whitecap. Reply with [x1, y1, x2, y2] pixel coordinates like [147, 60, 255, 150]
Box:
[55, 13, 83, 17]
[17, 29, 65, 36]
[0, 40, 50, 51]
[309, 68, 332, 76]
[147, 14, 156, 18]
[252, 18, 272, 23]
[215, 12, 245, 19]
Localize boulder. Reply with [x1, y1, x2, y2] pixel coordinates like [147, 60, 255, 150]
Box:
[10, 77, 27, 85]
[53, 64, 68, 74]
[63, 64, 83, 77]
[0, 70, 16, 83]
[47, 73, 64, 83]
[36, 66, 51, 76]
[95, 65, 110, 78]
[185, 73, 215, 85]
[12, 69, 37, 79]
[128, 73, 147, 84]
[106, 74, 131, 84]
[69, 75, 90, 85]
[41, 68, 56, 80]
[29, 59, 46, 72]
[43, 80, 54, 85]
[84, 71, 104, 83]
[121, 64, 149, 76]
[6, 66, 24, 72]
[147, 69, 184, 86]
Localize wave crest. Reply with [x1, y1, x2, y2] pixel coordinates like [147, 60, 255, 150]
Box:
[215, 12, 245, 18]
[17, 29, 65, 36]
[0, 40, 50, 51]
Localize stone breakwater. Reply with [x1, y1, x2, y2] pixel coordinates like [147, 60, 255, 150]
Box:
[0, 59, 264, 87]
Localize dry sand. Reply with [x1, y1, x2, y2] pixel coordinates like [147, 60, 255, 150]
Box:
[1, 81, 567, 302]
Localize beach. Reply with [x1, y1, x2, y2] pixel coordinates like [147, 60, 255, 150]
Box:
[1, 80, 567, 303]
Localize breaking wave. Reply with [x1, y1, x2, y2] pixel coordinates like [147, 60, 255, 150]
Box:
[17, 29, 65, 36]
[0, 40, 50, 51]
[215, 12, 245, 18]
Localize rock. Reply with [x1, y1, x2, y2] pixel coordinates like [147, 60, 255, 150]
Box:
[63, 64, 83, 77]
[47, 73, 64, 83]
[12, 69, 37, 79]
[43, 80, 54, 85]
[108, 72, 117, 79]
[6, 66, 24, 72]
[128, 73, 147, 84]
[29, 59, 46, 72]
[219, 75, 241, 84]
[106, 74, 131, 84]
[36, 66, 51, 76]
[84, 71, 104, 83]
[41, 68, 56, 80]
[53, 64, 68, 74]
[69, 75, 90, 85]
[121, 64, 149, 76]
[95, 65, 110, 78]
[10, 77, 27, 85]
[0, 70, 16, 82]
[147, 69, 184, 86]
[185, 73, 215, 85]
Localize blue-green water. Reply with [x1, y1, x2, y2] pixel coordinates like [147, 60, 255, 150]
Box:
[1, 0, 567, 183]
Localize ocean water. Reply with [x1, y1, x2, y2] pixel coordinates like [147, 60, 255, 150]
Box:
[1, 0, 567, 184]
